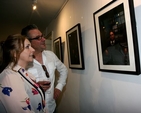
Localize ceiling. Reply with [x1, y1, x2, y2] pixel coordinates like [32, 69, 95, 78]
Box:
[0, 0, 68, 41]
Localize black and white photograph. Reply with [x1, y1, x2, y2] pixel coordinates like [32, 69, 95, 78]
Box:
[66, 23, 85, 70]
[53, 37, 63, 62]
[93, 0, 140, 74]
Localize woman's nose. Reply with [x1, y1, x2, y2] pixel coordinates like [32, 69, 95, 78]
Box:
[31, 47, 35, 52]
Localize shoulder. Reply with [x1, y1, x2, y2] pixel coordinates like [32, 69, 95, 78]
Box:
[43, 50, 56, 56]
[42, 50, 60, 62]
[0, 68, 19, 83]
[43, 50, 54, 53]
[0, 68, 15, 76]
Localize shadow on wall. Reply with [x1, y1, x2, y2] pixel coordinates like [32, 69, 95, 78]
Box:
[94, 79, 116, 113]
[135, 4, 141, 68]
[79, 28, 97, 113]
[79, 55, 97, 113]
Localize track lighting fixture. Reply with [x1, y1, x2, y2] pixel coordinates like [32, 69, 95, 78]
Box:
[32, 0, 37, 10]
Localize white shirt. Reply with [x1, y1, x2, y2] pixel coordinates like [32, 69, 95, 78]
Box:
[27, 50, 68, 113]
[0, 64, 47, 113]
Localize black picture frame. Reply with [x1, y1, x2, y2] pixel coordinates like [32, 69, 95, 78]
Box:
[53, 37, 63, 62]
[66, 23, 85, 70]
[93, 0, 140, 75]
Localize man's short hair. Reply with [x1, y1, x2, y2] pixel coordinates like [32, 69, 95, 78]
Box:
[21, 24, 38, 36]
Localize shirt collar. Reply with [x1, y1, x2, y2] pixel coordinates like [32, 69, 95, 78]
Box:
[33, 51, 46, 65]
[8, 63, 22, 72]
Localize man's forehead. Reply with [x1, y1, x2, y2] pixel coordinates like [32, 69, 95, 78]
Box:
[28, 29, 41, 37]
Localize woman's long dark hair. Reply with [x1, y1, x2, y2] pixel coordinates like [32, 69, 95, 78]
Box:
[0, 34, 26, 73]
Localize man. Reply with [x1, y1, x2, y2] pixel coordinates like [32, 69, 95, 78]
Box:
[21, 24, 68, 113]
[103, 33, 129, 65]
[109, 31, 116, 46]
[102, 31, 117, 52]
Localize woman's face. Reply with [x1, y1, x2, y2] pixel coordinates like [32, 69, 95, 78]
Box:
[18, 39, 35, 68]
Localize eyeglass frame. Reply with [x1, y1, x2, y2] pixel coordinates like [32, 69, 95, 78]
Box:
[42, 65, 50, 78]
[29, 34, 45, 41]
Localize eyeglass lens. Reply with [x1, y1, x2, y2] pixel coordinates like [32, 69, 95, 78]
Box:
[42, 65, 50, 78]
[30, 34, 44, 40]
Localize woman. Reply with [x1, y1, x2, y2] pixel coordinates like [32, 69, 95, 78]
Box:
[0, 34, 48, 113]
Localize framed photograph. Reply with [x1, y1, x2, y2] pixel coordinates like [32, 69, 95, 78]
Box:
[66, 23, 85, 70]
[93, 0, 140, 75]
[53, 37, 63, 62]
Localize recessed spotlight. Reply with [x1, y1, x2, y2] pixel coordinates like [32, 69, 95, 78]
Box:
[33, 5, 37, 10]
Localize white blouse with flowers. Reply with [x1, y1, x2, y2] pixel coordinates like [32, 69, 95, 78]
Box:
[0, 65, 48, 113]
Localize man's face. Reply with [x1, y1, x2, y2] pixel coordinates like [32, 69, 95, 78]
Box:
[28, 29, 46, 52]
[110, 31, 115, 40]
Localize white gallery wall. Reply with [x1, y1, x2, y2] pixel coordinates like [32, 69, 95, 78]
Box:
[46, 0, 141, 113]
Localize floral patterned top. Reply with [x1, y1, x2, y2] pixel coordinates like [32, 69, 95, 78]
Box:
[0, 64, 48, 113]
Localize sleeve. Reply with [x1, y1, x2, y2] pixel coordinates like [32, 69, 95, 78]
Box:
[102, 47, 112, 64]
[0, 73, 35, 113]
[52, 52, 68, 91]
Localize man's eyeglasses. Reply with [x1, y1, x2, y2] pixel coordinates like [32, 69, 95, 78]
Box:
[29, 34, 44, 41]
[42, 65, 50, 78]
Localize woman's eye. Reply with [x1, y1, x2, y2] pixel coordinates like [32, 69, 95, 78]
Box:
[25, 45, 30, 49]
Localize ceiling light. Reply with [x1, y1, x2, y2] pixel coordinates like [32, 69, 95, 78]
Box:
[32, 0, 37, 10]
[33, 5, 37, 10]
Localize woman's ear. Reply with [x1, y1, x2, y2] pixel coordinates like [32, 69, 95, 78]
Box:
[10, 50, 16, 58]
[14, 51, 16, 58]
